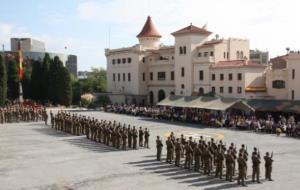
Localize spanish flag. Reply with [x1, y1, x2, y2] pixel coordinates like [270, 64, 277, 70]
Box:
[18, 42, 23, 81]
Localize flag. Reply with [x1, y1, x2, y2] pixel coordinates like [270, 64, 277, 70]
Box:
[18, 41, 23, 81]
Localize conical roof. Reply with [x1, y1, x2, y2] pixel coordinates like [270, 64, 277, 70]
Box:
[137, 16, 161, 38]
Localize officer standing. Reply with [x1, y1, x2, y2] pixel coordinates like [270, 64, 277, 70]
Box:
[264, 152, 274, 181]
[156, 136, 163, 161]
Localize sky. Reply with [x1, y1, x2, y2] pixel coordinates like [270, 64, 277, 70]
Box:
[0, 0, 300, 71]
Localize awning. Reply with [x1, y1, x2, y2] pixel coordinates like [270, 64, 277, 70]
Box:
[158, 95, 254, 112]
[247, 99, 300, 114]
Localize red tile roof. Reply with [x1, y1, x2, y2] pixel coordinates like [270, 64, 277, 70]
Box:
[270, 55, 287, 64]
[212, 60, 266, 69]
[137, 16, 161, 38]
[197, 39, 224, 48]
[171, 24, 212, 36]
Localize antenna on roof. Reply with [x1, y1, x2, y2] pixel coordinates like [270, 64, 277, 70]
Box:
[108, 25, 111, 49]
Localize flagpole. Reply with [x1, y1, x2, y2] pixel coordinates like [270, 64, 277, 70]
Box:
[17, 39, 25, 103]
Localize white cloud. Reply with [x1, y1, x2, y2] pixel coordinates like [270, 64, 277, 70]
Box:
[77, 0, 300, 57]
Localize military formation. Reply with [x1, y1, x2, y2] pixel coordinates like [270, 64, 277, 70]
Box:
[156, 133, 274, 187]
[0, 103, 47, 124]
[51, 111, 150, 150]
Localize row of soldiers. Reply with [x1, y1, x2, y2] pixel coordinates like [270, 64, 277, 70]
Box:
[0, 103, 47, 124]
[156, 133, 274, 187]
[50, 111, 150, 150]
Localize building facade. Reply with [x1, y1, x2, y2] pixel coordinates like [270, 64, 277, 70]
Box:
[266, 52, 300, 100]
[250, 49, 269, 65]
[105, 16, 279, 105]
[6, 38, 78, 77]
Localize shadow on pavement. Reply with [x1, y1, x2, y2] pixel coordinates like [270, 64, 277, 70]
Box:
[34, 125, 148, 153]
[127, 157, 265, 189]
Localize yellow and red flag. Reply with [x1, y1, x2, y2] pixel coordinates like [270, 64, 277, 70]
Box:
[18, 42, 23, 81]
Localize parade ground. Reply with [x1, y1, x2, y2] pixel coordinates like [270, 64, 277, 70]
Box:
[0, 110, 300, 190]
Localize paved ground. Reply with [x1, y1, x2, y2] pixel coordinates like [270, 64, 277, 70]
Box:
[0, 110, 300, 190]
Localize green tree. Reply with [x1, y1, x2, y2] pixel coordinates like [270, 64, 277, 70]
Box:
[22, 66, 31, 99]
[48, 56, 63, 104]
[0, 55, 7, 106]
[41, 53, 51, 101]
[7, 59, 19, 100]
[81, 68, 107, 93]
[57, 67, 72, 106]
[72, 80, 81, 105]
[30, 60, 42, 101]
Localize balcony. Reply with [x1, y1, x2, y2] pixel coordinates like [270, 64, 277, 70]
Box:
[193, 56, 215, 63]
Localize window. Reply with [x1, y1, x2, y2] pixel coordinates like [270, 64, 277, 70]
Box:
[181, 84, 185, 89]
[113, 73, 115, 81]
[142, 72, 145, 81]
[128, 73, 131, 81]
[272, 80, 285, 89]
[237, 73, 242, 80]
[150, 72, 153, 80]
[122, 58, 126, 64]
[236, 51, 240, 59]
[118, 73, 120, 81]
[211, 86, 215, 93]
[240, 51, 244, 59]
[199, 88, 204, 95]
[179, 47, 183, 55]
[220, 74, 224, 81]
[228, 73, 233, 80]
[292, 69, 295, 79]
[112, 59, 116, 64]
[204, 52, 208, 57]
[227, 52, 229, 59]
[199, 70, 204, 81]
[210, 51, 214, 56]
[212, 74, 215, 81]
[123, 73, 126, 81]
[198, 52, 202, 57]
[117, 59, 121, 64]
[171, 71, 174, 80]
[127, 57, 132, 63]
[292, 90, 295, 100]
[228, 87, 232, 93]
[181, 67, 185, 77]
[220, 87, 224, 93]
[237, 87, 242, 94]
[223, 52, 226, 59]
[142, 57, 145, 63]
[183, 46, 187, 54]
[157, 72, 166, 80]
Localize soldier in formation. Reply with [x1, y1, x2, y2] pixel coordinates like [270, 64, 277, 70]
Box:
[51, 111, 150, 151]
[156, 132, 274, 187]
[0, 103, 46, 124]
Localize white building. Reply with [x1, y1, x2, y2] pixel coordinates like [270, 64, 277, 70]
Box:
[266, 52, 300, 100]
[105, 16, 268, 105]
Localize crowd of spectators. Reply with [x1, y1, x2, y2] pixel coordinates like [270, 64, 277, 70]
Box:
[104, 104, 300, 138]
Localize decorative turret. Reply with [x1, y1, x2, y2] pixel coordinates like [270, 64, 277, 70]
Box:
[137, 16, 161, 50]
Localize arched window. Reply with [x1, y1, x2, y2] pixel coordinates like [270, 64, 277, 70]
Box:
[170, 91, 175, 95]
[199, 88, 204, 95]
[179, 47, 183, 55]
[236, 51, 240, 59]
[158, 90, 166, 102]
[183, 46, 187, 54]
[149, 91, 154, 105]
[240, 51, 244, 59]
